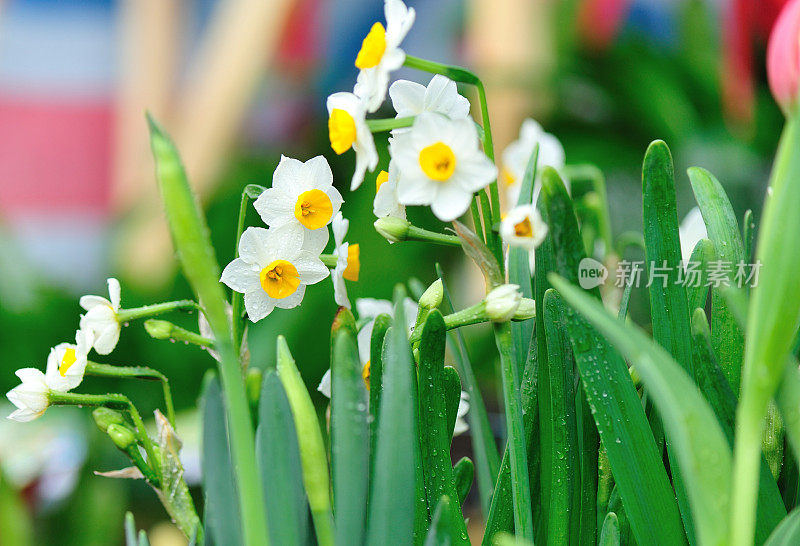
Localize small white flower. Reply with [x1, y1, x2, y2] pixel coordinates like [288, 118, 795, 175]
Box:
[500, 204, 549, 250]
[389, 75, 471, 133]
[679, 206, 708, 261]
[502, 118, 565, 206]
[45, 329, 94, 392]
[6, 369, 50, 422]
[373, 160, 406, 219]
[485, 284, 522, 323]
[318, 296, 418, 398]
[353, 0, 416, 113]
[331, 212, 360, 309]
[79, 278, 122, 355]
[253, 155, 342, 244]
[327, 92, 379, 190]
[391, 112, 497, 222]
[220, 225, 329, 322]
[453, 390, 470, 436]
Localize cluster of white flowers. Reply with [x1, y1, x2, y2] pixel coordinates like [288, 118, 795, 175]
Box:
[7, 279, 125, 421]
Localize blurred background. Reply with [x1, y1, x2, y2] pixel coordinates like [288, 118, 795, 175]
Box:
[0, 0, 788, 543]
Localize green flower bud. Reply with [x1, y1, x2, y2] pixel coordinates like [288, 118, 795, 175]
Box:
[246, 368, 263, 407]
[93, 407, 126, 433]
[107, 423, 138, 451]
[418, 279, 443, 310]
[144, 319, 173, 340]
[374, 216, 411, 243]
[513, 298, 536, 321]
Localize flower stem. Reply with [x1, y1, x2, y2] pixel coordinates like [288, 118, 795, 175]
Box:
[49, 391, 161, 486]
[366, 116, 415, 132]
[116, 300, 200, 323]
[85, 362, 176, 427]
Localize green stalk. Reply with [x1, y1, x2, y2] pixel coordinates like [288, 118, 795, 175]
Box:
[148, 115, 268, 546]
[403, 54, 502, 264]
[49, 391, 160, 486]
[116, 300, 200, 323]
[365, 116, 415, 132]
[85, 362, 176, 427]
[493, 322, 534, 541]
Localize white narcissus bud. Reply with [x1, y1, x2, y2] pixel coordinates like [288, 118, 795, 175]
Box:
[485, 284, 523, 322]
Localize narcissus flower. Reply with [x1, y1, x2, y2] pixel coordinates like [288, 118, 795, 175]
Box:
[373, 161, 406, 219]
[330, 213, 360, 309]
[254, 155, 342, 242]
[6, 369, 50, 422]
[318, 296, 418, 398]
[389, 75, 471, 130]
[391, 112, 497, 221]
[45, 329, 94, 392]
[79, 278, 122, 355]
[327, 92, 379, 190]
[502, 119, 565, 206]
[221, 225, 329, 322]
[500, 204, 548, 250]
[453, 390, 470, 436]
[678, 206, 708, 261]
[353, 0, 416, 112]
[767, 0, 800, 113]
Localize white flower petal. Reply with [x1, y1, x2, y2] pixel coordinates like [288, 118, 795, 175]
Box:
[238, 227, 274, 265]
[275, 284, 306, 310]
[243, 290, 275, 322]
[318, 369, 332, 398]
[79, 295, 110, 311]
[295, 254, 330, 285]
[92, 325, 121, 356]
[390, 79, 426, 117]
[220, 258, 261, 294]
[271, 155, 307, 193]
[430, 182, 474, 222]
[107, 278, 122, 310]
[253, 188, 295, 228]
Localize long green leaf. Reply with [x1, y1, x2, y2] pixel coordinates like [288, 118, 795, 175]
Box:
[424, 497, 458, 546]
[686, 238, 715, 313]
[687, 166, 745, 390]
[453, 457, 474, 506]
[599, 513, 621, 546]
[764, 509, 800, 545]
[366, 286, 418, 545]
[552, 275, 732, 546]
[256, 371, 309, 546]
[542, 289, 579, 544]
[147, 115, 267, 546]
[331, 329, 370, 546]
[201, 376, 242, 546]
[276, 336, 334, 546]
[552, 285, 685, 545]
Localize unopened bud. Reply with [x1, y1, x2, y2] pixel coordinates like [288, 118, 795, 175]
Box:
[93, 407, 126, 433]
[767, 0, 800, 114]
[107, 423, 138, 451]
[485, 284, 522, 322]
[419, 279, 443, 310]
[374, 216, 411, 243]
[246, 368, 263, 407]
[513, 298, 536, 321]
[144, 319, 173, 340]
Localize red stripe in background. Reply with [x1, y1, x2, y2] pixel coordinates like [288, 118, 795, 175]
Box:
[0, 98, 111, 217]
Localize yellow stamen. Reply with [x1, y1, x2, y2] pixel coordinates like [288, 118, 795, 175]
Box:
[355, 23, 387, 69]
[362, 360, 371, 390]
[514, 217, 533, 237]
[376, 170, 389, 192]
[59, 347, 77, 377]
[419, 142, 457, 181]
[502, 167, 516, 187]
[294, 189, 334, 230]
[260, 260, 301, 299]
[328, 109, 357, 155]
[343, 244, 360, 281]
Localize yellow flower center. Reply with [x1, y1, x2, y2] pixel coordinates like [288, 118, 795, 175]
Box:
[502, 167, 516, 187]
[343, 244, 360, 281]
[328, 109, 357, 155]
[260, 260, 301, 299]
[59, 347, 77, 377]
[294, 189, 334, 230]
[375, 170, 389, 192]
[514, 217, 533, 237]
[355, 22, 387, 69]
[419, 142, 457, 181]
[362, 360, 371, 390]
